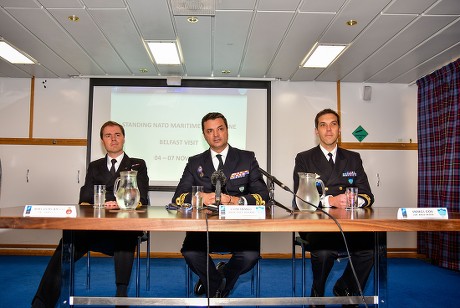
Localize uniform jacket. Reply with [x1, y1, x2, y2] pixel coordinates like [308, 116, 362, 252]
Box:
[293, 145, 374, 208]
[173, 146, 268, 205]
[79, 153, 149, 205]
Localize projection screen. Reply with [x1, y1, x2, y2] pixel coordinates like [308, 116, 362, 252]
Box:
[88, 79, 271, 191]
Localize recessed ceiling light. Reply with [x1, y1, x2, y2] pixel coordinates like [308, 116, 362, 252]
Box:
[68, 15, 79, 22]
[346, 20, 357, 26]
[187, 16, 199, 23]
[146, 41, 181, 65]
[0, 41, 35, 64]
[302, 43, 348, 68]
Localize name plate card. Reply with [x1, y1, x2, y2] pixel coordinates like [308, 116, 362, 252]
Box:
[397, 207, 448, 220]
[23, 205, 77, 218]
[219, 205, 266, 220]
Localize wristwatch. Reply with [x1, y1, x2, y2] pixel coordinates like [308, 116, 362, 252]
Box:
[238, 197, 246, 205]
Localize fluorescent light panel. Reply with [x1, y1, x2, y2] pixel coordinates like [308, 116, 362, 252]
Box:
[0, 41, 34, 64]
[303, 44, 347, 68]
[147, 41, 181, 65]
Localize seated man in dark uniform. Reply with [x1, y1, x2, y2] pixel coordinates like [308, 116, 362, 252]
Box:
[172, 112, 269, 298]
[32, 121, 149, 308]
[293, 109, 374, 308]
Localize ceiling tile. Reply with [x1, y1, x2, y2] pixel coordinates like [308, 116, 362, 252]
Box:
[88, 8, 158, 76]
[321, 0, 391, 44]
[240, 11, 294, 78]
[127, 0, 175, 40]
[384, 0, 437, 14]
[267, 12, 336, 80]
[216, 0, 256, 10]
[392, 43, 460, 83]
[369, 20, 460, 82]
[257, 0, 301, 11]
[175, 15, 212, 76]
[37, 0, 84, 9]
[82, 0, 126, 9]
[427, 0, 460, 15]
[319, 14, 416, 82]
[48, 8, 131, 76]
[0, 0, 39, 8]
[213, 10, 253, 78]
[299, 0, 346, 12]
[343, 15, 458, 82]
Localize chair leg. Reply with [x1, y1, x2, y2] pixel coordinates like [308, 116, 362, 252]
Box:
[302, 244, 306, 298]
[251, 261, 255, 295]
[292, 233, 296, 297]
[86, 241, 146, 296]
[251, 258, 260, 296]
[135, 237, 141, 297]
[185, 263, 191, 297]
[86, 251, 91, 290]
[253, 258, 261, 308]
[256, 258, 260, 298]
[146, 233, 151, 291]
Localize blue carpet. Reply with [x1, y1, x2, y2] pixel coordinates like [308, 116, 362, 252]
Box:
[0, 256, 459, 307]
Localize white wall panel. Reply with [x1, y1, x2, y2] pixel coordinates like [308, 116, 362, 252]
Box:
[0, 145, 87, 207]
[341, 83, 418, 143]
[33, 78, 89, 139]
[0, 78, 31, 138]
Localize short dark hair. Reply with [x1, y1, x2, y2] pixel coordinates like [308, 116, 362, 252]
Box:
[315, 109, 340, 128]
[201, 112, 228, 133]
[100, 121, 125, 139]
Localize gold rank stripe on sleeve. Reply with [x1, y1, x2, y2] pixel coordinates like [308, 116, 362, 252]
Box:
[359, 194, 372, 207]
[176, 193, 189, 205]
[251, 194, 265, 205]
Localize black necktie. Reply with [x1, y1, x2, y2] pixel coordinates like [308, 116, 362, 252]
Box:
[216, 154, 224, 171]
[328, 152, 334, 169]
[110, 159, 117, 176]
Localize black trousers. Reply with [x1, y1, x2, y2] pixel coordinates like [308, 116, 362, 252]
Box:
[31, 230, 140, 308]
[300, 232, 374, 296]
[181, 231, 260, 297]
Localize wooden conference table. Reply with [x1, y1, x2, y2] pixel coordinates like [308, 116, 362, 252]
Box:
[1, 205, 459, 307]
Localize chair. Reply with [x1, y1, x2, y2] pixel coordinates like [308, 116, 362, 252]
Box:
[291, 233, 307, 297]
[86, 231, 151, 297]
[292, 232, 348, 297]
[185, 254, 261, 298]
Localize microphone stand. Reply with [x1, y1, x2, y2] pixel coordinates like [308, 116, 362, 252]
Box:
[267, 179, 293, 215]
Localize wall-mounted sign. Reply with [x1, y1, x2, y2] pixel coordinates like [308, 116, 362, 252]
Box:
[352, 125, 368, 142]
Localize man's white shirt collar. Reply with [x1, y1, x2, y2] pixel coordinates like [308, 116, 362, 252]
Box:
[107, 153, 124, 171]
[210, 145, 229, 169]
[319, 145, 337, 162]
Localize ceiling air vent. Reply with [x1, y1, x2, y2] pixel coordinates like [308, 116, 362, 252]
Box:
[170, 0, 215, 16]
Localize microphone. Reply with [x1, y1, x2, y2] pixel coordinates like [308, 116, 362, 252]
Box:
[211, 170, 227, 205]
[258, 167, 292, 192]
[165, 203, 180, 210]
[165, 203, 192, 211]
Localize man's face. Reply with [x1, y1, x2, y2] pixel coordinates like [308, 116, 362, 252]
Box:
[202, 118, 228, 152]
[315, 113, 340, 150]
[101, 125, 125, 157]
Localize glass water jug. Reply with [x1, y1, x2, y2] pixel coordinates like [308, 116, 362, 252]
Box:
[114, 170, 140, 210]
[296, 172, 325, 211]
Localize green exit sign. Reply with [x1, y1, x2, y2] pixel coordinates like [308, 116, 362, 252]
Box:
[352, 125, 368, 142]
